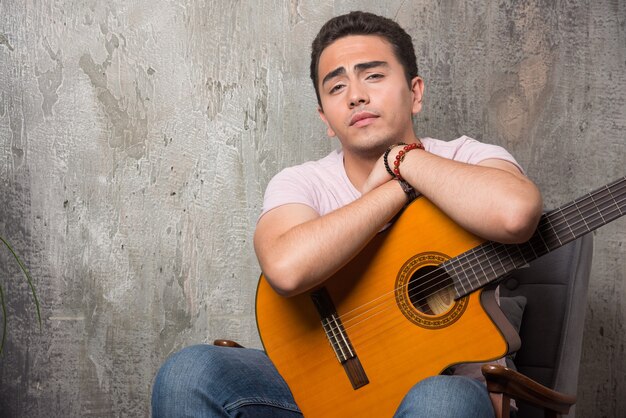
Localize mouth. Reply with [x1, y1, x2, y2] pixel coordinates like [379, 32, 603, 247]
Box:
[349, 111, 379, 127]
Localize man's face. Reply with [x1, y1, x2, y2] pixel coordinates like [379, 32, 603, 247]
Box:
[317, 35, 423, 158]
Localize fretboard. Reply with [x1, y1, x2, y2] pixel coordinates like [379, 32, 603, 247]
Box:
[447, 176, 626, 298]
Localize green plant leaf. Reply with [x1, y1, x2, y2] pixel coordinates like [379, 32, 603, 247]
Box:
[0, 236, 42, 355]
[0, 283, 6, 355]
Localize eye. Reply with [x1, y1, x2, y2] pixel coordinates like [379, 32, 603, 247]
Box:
[366, 73, 384, 80]
[329, 83, 345, 94]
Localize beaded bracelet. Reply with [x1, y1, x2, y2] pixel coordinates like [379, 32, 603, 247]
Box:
[383, 143, 406, 177]
[392, 142, 424, 181]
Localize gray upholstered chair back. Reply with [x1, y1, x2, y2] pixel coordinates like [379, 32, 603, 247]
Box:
[499, 234, 593, 418]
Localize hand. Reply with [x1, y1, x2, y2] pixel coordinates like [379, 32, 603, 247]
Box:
[361, 148, 397, 195]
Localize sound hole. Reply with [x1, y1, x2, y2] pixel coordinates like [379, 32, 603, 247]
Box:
[407, 266, 455, 315]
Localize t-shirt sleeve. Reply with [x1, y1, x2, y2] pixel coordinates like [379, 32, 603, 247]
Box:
[259, 166, 319, 219]
[451, 136, 525, 174]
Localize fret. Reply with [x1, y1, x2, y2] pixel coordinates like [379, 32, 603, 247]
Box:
[607, 182, 624, 216]
[447, 256, 467, 298]
[483, 242, 509, 282]
[495, 243, 509, 276]
[532, 232, 550, 258]
[455, 254, 472, 289]
[583, 196, 608, 230]
[487, 242, 508, 278]
[525, 237, 539, 259]
[516, 241, 536, 265]
[513, 244, 529, 266]
[537, 227, 550, 252]
[588, 191, 607, 226]
[565, 202, 585, 236]
[587, 182, 625, 226]
[450, 259, 470, 295]
[574, 201, 591, 232]
[534, 217, 553, 252]
[551, 208, 574, 244]
[463, 253, 479, 289]
[502, 244, 522, 269]
[543, 215, 563, 248]
[470, 250, 488, 287]
[495, 243, 516, 277]
[588, 197, 611, 230]
[478, 245, 497, 287]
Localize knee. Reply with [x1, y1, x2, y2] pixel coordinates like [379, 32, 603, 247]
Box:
[409, 375, 484, 397]
[152, 344, 225, 412]
[397, 376, 494, 418]
[155, 343, 238, 389]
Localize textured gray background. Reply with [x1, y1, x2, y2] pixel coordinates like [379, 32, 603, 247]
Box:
[1, 1, 624, 417]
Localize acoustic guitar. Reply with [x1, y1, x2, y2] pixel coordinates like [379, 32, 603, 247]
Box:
[256, 177, 625, 417]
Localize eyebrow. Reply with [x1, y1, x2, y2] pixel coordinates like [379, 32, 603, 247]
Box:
[321, 60, 389, 87]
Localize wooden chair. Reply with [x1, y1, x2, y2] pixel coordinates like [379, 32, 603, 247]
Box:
[482, 364, 576, 418]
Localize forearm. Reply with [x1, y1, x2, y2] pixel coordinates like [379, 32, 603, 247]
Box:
[399, 150, 543, 243]
[254, 180, 406, 296]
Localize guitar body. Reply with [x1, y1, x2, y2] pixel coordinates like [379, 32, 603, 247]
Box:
[256, 198, 519, 417]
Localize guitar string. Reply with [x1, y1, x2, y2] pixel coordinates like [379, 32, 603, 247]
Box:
[338, 188, 626, 336]
[320, 181, 625, 342]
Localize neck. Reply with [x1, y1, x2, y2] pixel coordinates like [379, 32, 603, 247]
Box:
[343, 152, 378, 192]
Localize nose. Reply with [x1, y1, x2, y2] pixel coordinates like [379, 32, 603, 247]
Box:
[348, 83, 369, 108]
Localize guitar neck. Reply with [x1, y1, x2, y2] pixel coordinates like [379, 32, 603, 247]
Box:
[449, 176, 626, 298]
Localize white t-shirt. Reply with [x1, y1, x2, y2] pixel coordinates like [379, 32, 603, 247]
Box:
[261, 136, 522, 218]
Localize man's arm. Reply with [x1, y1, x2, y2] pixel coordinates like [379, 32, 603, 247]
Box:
[256, 149, 542, 298]
[254, 180, 406, 297]
[373, 148, 543, 244]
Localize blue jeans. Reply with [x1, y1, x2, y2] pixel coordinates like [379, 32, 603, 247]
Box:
[152, 344, 495, 418]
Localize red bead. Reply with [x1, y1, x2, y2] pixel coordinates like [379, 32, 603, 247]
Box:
[388, 141, 424, 181]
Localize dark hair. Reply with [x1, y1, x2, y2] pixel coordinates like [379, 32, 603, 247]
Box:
[310, 11, 418, 106]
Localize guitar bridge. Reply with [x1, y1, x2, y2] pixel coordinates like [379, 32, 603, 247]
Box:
[311, 288, 369, 390]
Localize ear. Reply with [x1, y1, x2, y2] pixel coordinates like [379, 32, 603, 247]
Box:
[410, 76, 425, 115]
[317, 106, 336, 137]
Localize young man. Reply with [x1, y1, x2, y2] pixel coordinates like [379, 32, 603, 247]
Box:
[152, 11, 543, 418]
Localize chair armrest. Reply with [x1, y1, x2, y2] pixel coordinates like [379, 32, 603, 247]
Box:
[213, 339, 244, 348]
[481, 364, 576, 417]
